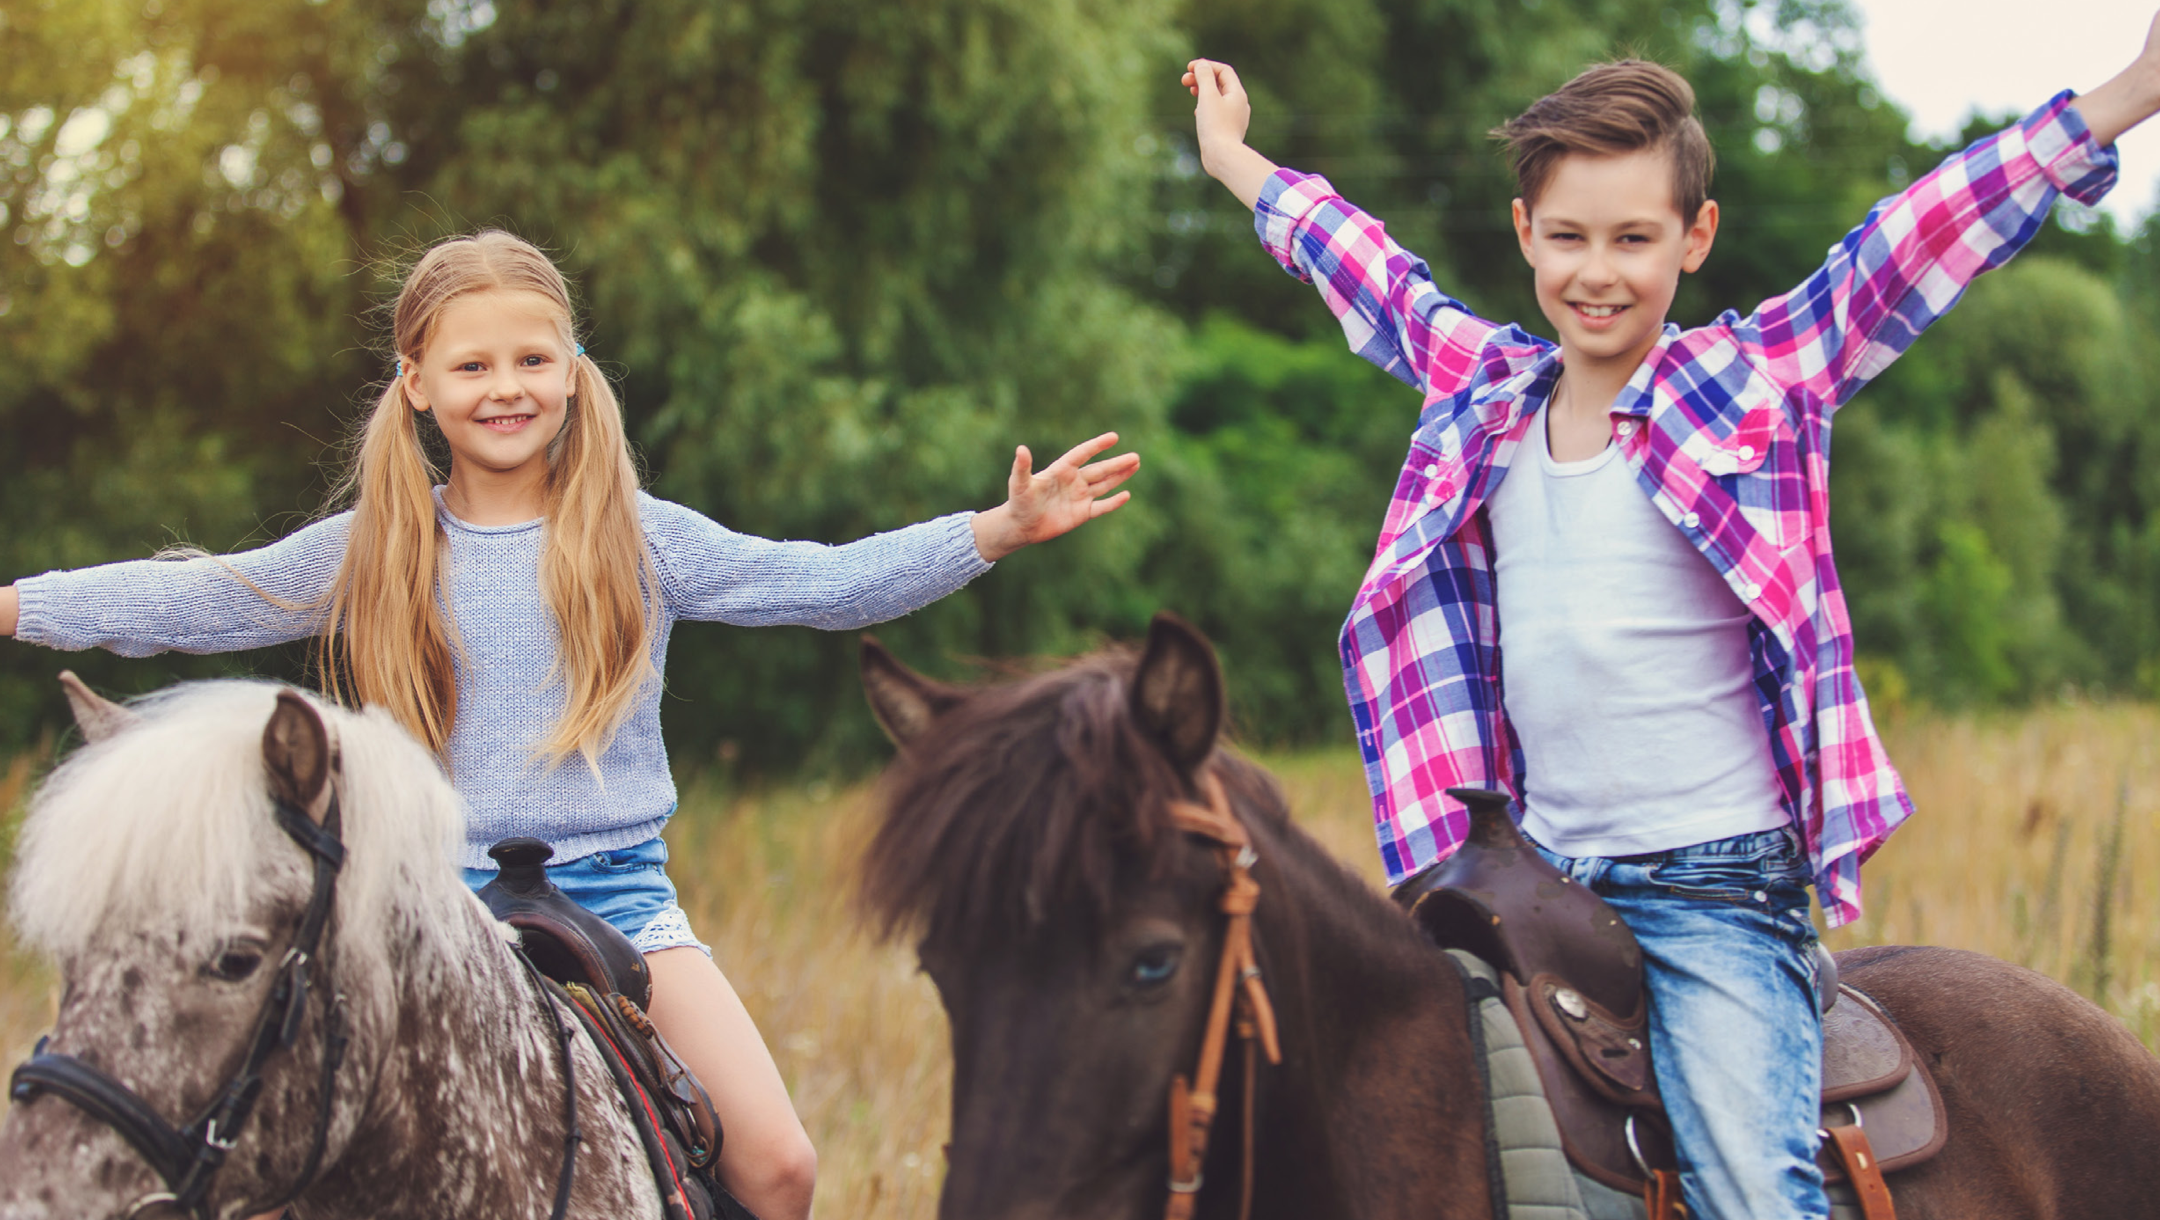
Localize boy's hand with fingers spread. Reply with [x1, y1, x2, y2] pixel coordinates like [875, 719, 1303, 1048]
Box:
[972, 432, 1140, 562]
[1182, 59, 1280, 211]
[2072, 9, 2160, 145]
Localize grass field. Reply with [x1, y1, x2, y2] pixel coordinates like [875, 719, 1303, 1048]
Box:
[5, 701, 2160, 1214]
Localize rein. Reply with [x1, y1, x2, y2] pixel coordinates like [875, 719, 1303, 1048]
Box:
[1162, 770, 1283, 1220]
[8, 794, 350, 1220]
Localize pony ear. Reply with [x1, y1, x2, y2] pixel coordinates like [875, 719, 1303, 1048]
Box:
[58, 670, 141, 743]
[1130, 612, 1225, 774]
[860, 635, 966, 747]
[262, 689, 336, 825]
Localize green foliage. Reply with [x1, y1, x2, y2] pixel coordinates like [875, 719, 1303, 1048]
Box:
[2, 0, 2155, 770]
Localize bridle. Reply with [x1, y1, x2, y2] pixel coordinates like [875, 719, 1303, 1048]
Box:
[1162, 770, 1282, 1220]
[8, 792, 351, 1220]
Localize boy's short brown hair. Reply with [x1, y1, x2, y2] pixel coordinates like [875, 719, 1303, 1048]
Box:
[1494, 59, 1715, 223]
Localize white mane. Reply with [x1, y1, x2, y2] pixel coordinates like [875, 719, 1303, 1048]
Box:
[8, 681, 482, 997]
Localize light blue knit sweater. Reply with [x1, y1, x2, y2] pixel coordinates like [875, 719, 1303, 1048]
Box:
[15, 491, 992, 866]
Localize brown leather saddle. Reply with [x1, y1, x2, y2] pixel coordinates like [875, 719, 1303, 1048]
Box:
[476, 838, 727, 1188]
[479, 837, 655, 1008]
[1394, 789, 1945, 1210]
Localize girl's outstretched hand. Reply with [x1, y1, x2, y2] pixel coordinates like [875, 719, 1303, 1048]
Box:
[972, 432, 1140, 562]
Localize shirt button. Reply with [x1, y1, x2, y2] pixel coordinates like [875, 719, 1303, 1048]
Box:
[1742, 581, 1762, 600]
[1682, 512, 1701, 529]
[1616, 421, 1635, 436]
[1752, 890, 1768, 903]
[1423, 464, 1440, 479]
[1736, 444, 1756, 460]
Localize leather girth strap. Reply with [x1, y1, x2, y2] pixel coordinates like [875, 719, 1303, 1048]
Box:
[1824, 1122, 1898, 1220]
[1163, 770, 1282, 1220]
[1643, 1168, 1685, 1220]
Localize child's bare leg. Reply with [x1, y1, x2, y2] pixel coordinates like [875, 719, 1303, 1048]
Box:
[645, 947, 816, 1220]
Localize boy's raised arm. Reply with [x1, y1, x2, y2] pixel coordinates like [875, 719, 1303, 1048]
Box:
[1185, 60, 1280, 211]
[1184, 59, 1504, 400]
[1745, 66, 2130, 412]
[2070, 11, 2160, 147]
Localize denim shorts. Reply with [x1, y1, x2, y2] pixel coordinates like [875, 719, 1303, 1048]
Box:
[463, 836, 710, 957]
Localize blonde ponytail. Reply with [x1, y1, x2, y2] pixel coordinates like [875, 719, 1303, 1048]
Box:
[536, 352, 659, 768]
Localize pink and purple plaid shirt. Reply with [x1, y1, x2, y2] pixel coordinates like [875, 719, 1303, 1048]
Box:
[1256, 92, 2118, 927]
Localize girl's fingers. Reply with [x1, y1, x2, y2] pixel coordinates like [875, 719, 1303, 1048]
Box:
[1080, 452, 1142, 476]
[1082, 457, 1141, 493]
[1009, 444, 1034, 492]
[1049, 431, 1121, 471]
[1088, 491, 1132, 519]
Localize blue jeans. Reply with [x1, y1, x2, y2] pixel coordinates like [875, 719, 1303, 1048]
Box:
[1532, 828, 1828, 1220]
[462, 836, 707, 955]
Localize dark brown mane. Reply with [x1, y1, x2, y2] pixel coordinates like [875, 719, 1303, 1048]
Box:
[858, 647, 1290, 955]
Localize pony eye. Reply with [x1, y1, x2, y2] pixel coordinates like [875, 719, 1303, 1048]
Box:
[205, 942, 265, 982]
[1129, 945, 1181, 988]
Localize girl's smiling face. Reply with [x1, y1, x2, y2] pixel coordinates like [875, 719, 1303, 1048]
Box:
[1511, 148, 1719, 374]
[402, 288, 576, 501]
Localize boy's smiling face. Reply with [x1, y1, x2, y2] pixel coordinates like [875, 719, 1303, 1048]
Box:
[1512, 147, 1719, 376]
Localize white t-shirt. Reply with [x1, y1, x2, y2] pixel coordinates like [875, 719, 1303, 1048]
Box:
[1485, 406, 1788, 857]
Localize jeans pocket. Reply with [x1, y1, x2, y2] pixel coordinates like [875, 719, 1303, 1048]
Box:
[1652, 828, 1800, 901]
[586, 838, 668, 875]
[1651, 856, 1765, 902]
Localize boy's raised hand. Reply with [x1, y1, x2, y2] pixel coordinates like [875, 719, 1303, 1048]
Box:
[2073, 8, 2160, 146]
[1182, 59, 1279, 211]
[971, 432, 1140, 562]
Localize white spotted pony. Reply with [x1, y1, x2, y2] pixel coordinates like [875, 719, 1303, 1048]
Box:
[0, 677, 669, 1220]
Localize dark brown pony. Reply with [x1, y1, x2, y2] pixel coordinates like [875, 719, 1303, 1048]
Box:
[858, 613, 2160, 1220]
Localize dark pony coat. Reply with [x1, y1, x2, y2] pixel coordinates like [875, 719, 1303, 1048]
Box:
[860, 613, 2160, 1220]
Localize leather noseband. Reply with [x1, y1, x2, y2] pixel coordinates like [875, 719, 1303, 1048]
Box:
[1162, 770, 1282, 1220]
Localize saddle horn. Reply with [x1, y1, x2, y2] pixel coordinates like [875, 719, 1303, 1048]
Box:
[1393, 787, 1645, 1021]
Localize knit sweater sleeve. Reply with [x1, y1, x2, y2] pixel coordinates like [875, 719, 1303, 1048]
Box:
[640, 495, 993, 629]
[13, 513, 351, 656]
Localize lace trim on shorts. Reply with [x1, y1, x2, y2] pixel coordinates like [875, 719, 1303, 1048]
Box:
[630, 902, 711, 957]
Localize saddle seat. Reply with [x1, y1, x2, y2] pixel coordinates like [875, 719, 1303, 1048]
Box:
[1393, 790, 1946, 1203]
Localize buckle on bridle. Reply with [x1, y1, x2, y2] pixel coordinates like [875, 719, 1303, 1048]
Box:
[202, 1119, 239, 1152]
[122, 1191, 180, 1219]
[1168, 1171, 1205, 1194]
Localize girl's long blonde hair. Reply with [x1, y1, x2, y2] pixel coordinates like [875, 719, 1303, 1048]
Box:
[323, 230, 657, 768]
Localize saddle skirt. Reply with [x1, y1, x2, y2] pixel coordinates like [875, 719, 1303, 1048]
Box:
[1396, 790, 1946, 1201]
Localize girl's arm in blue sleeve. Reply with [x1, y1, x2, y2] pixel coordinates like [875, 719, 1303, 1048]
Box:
[9, 513, 352, 656]
[641, 496, 993, 629]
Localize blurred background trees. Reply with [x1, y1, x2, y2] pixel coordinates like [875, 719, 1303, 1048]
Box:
[3, 0, 2154, 769]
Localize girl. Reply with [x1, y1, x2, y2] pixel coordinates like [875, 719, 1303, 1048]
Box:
[0, 229, 1140, 1218]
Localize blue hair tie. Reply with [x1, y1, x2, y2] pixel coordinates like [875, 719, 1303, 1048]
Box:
[575, 343, 586, 358]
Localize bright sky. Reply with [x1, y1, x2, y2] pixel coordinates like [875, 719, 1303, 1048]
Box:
[1847, 0, 2159, 227]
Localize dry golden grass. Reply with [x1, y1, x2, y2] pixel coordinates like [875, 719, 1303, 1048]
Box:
[4, 702, 2160, 1216]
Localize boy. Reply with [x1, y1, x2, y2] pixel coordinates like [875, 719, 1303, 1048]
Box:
[1183, 19, 2160, 1220]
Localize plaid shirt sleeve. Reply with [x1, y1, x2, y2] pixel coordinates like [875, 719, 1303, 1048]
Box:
[1254, 170, 1503, 396]
[1743, 91, 2119, 412]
